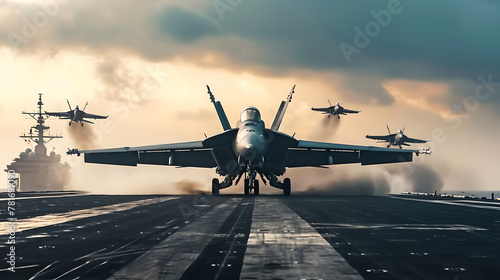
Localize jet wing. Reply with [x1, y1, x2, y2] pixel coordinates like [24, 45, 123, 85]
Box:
[311, 107, 329, 112]
[404, 137, 429, 144]
[68, 129, 239, 169]
[259, 130, 418, 171]
[365, 134, 394, 141]
[285, 140, 418, 167]
[82, 112, 108, 119]
[45, 111, 70, 118]
[341, 108, 360, 114]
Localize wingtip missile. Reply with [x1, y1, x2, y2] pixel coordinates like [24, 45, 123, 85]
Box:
[67, 148, 80, 156]
[418, 148, 432, 155]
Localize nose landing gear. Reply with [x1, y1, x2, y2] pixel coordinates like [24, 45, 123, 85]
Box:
[243, 178, 259, 196]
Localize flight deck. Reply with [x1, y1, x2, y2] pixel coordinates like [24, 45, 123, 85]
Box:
[1, 192, 499, 279]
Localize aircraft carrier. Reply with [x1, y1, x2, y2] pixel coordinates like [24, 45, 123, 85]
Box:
[1, 192, 499, 280]
[5, 93, 70, 192]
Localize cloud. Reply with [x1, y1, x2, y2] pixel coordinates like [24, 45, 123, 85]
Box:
[154, 6, 222, 42]
[2, 0, 500, 194]
[3, 0, 500, 110]
[383, 79, 461, 119]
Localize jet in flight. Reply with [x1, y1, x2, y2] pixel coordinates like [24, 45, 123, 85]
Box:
[68, 86, 427, 195]
[311, 100, 360, 119]
[366, 126, 430, 149]
[46, 100, 108, 126]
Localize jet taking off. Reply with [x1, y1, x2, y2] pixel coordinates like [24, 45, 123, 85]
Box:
[366, 126, 430, 149]
[311, 100, 360, 119]
[45, 100, 108, 127]
[68, 86, 427, 195]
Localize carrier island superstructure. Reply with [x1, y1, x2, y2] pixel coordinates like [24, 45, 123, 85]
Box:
[5, 94, 70, 191]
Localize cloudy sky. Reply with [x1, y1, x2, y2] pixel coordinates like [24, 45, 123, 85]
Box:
[1, 0, 499, 194]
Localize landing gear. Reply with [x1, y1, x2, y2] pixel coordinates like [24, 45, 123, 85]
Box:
[81, 122, 84, 127]
[69, 121, 72, 126]
[244, 179, 250, 195]
[212, 178, 220, 195]
[254, 180, 259, 195]
[283, 178, 291, 196]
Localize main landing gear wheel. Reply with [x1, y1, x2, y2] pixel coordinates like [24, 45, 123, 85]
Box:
[283, 178, 291, 196]
[244, 179, 250, 195]
[212, 178, 220, 195]
[254, 180, 259, 195]
[69, 121, 72, 126]
[81, 123, 84, 127]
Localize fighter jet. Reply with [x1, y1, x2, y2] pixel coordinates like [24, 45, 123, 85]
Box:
[311, 100, 360, 119]
[68, 86, 428, 196]
[45, 100, 108, 127]
[366, 126, 430, 149]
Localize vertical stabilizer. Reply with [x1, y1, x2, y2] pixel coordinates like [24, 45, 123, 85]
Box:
[271, 85, 295, 131]
[206, 85, 231, 131]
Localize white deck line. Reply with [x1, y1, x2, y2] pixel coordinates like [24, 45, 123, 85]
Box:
[391, 196, 500, 211]
[107, 198, 241, 280]
[0, 197, 178, 235]
[240, 197, 362, 280]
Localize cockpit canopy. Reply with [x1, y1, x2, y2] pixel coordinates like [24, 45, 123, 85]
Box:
[240, 107, 261, 123]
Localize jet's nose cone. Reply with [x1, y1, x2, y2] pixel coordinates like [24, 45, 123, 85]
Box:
[237, 141, 258, 160]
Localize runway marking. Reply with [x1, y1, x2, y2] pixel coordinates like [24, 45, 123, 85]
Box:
[107, 198, 241, 280]
[0, 197, 178, 235]
[0, 193, 88, 201]
[454, 200, 500, 206]
[240, 197, 363, 280]
[0, 264, 39, 272]
[311, 223, 487, 231]
[392, 196, 500, 211]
